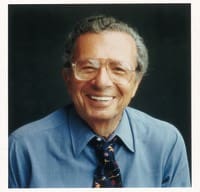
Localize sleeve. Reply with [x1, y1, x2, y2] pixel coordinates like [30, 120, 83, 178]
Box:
[9, 134, 31, 188]
[162, 130, 191, 187]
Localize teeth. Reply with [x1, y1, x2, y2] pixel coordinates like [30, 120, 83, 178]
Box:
[90, 96, 113, 101]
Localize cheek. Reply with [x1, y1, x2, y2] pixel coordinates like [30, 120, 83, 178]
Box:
[118, 82, 139, 103]
[117, 85, 133, 103]
[68, 79, 86, 102]
[70, 85, 81, 99]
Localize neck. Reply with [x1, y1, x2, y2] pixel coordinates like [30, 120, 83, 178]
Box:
[86, 115, 122, 139]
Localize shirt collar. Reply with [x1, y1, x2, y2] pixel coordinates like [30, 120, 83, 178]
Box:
[69, 107, 135, 157]
[115, 110, 135, 152]
[69, 108, 95, 157]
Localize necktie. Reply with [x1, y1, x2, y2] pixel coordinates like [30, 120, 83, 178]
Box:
[90, 136, 123, 188]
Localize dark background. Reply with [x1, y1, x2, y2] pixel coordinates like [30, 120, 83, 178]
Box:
[8, 4, 191, 173]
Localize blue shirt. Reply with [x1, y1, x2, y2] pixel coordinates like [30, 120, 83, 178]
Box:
[9, 105, 190, 187]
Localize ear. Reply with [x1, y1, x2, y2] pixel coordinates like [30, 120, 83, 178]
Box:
[62, 68, 69, 82]
[131, 75, 143, 98]
[62, 68, 72, 93]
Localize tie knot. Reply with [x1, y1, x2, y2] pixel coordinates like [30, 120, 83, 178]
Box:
[90, 136, 118, 150]
[90, 136, 119, 164]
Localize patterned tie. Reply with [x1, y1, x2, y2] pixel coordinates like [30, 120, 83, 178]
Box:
[90, 136, 123, 188]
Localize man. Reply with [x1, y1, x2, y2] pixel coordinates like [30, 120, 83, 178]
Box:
[9, 15, 190, 188]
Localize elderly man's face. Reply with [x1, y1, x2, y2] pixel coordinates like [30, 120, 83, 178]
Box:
[64, 31, 141, 125]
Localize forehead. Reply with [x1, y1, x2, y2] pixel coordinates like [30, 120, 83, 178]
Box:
[72, 31, 137, 63]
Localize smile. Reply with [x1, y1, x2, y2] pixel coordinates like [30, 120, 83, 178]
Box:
[88, 95, 114, 102]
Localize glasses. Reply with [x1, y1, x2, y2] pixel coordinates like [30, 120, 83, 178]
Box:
[71, 58, 138, 84]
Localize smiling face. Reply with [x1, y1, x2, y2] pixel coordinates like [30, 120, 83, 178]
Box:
[63, 31, 142, 127]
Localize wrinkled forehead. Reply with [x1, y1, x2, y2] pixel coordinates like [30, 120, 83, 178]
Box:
[72, 31, 138, 65]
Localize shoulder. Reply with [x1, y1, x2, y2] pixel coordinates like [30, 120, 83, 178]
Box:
[125, 107, 184, 146]
[125, 106, 176, 128]
[9, 105, 72, 143]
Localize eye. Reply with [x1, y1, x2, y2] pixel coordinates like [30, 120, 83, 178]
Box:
[110, 63, 127, 74]
[77, 65, 94, 73]
[78, 60, 98, 73]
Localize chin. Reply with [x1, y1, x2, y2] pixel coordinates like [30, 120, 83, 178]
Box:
[85, 111, 120, 122]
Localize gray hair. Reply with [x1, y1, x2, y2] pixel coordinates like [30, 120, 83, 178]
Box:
[64, 15, 149, 75]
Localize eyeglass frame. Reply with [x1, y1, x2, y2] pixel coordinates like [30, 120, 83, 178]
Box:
[68, 58, 140, 84]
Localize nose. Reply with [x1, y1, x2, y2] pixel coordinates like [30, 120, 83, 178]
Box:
[91, 66, 114, 88]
